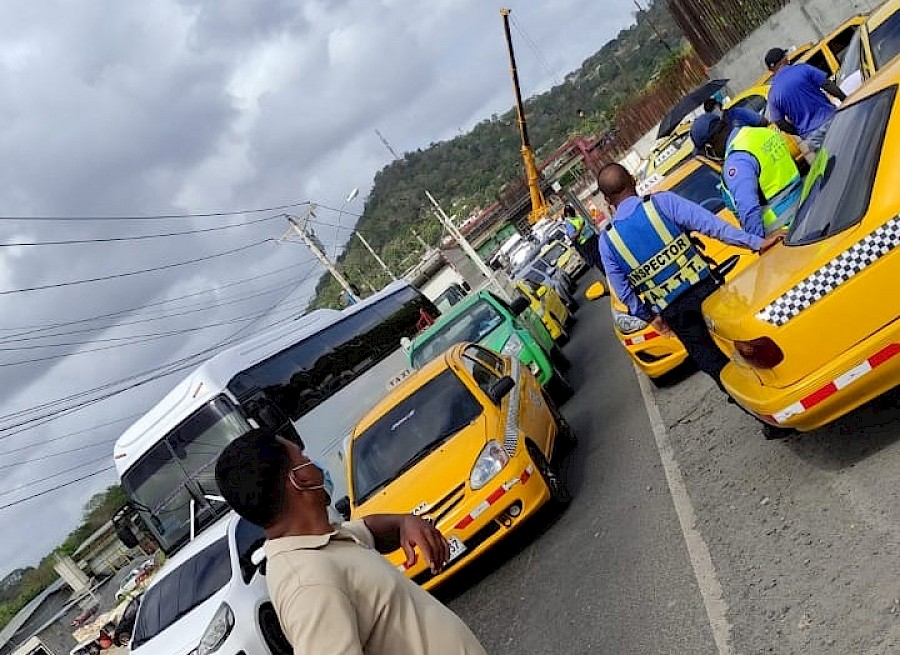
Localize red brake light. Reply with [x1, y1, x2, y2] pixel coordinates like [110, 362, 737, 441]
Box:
[734, 337, 784, 369]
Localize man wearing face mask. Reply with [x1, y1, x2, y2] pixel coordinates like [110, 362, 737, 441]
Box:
[690, 112, 802, 239]
[214, 429, 487, 655]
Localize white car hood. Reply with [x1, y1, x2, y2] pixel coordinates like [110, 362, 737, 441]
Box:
[131, 585, 229, 655]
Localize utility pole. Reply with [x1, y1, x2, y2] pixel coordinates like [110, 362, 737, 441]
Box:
[633, 0, 674, 55]
[355, 231, 397, 281]
[425, 190, 495, 283]
[411, 229, 430, 251]
[281, 206, 359, 303]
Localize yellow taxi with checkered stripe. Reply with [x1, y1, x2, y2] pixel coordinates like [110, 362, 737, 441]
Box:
[702, 59, 900, 431]
[611, 156, 758, 381]
[343, 342, 571, 589]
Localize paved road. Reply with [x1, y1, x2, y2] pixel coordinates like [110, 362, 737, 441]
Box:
[445, 273, 900, 655]
[444, 276, 718, 654]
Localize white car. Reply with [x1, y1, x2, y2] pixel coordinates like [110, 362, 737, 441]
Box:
[130, 514, 290, 655]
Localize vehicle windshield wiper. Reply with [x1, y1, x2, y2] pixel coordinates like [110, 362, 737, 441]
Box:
[358, 418, 477, 502]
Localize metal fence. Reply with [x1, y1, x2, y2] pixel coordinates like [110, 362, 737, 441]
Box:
[667, 0, 789, 64]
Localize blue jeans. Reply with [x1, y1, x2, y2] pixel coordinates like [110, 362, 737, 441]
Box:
[803, 117, 833, 152]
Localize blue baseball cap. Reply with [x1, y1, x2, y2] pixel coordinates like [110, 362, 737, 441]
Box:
[689, 113, 725, 152]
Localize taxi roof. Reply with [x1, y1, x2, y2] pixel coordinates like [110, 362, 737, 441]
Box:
[352, 343, 470, 437]
[846, 46, 900, 100]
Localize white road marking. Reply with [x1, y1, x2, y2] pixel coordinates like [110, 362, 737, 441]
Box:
[634, 365, 736, 655]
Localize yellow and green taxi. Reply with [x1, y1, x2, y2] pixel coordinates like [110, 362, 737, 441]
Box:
[703, 59, 900, 432]
[837, 0, 900, 95]
[644, 122, 695, 180]
[514, 279, 570, 342]
[344, 342, 570, 589]
[610, 156, 758, 381]
[539, 239, 586, 278]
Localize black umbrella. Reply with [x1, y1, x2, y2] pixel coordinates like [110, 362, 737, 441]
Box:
[656, 79, 729, 139]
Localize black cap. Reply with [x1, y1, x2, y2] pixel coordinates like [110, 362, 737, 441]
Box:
[765, 47, 787, 70]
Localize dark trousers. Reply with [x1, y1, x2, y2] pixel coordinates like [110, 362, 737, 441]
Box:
[660, 276, 729, 390]
[577, 234, 604, 273]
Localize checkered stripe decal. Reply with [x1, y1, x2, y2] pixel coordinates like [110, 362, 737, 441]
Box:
[502, 359, 521, 455]
[757, 217, 900, 327]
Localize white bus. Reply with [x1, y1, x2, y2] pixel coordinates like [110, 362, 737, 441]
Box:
[113, 282, 436, 554]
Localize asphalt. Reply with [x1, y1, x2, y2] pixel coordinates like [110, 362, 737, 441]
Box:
[444, 275, 718, 654]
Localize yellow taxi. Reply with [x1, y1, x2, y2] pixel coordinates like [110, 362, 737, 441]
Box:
[515, 279, 570, 342]
[610, 156, 758, 382]
[344, 342, 570, 589]
[723, 85, 805, 162]
[837, 0, 900, 95]
[643, 122, 695, 180]
[539, 239, 586, 278]
[702, 59, 900, 432]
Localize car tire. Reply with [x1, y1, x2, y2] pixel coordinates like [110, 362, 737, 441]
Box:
[554, 329, 569, 346]
[526, 441, 571, 506]
[550, 346, 570, 372]
[115, 632, 131, 647]
[546, 370, 573, 405]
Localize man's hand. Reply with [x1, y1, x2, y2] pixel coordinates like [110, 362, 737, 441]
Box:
[758, 232, 784, 254]
[400, 516, 450, 574]
[650, 315, 674, 338]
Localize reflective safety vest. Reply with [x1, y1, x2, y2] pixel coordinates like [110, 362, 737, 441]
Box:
[725, 127, 802, 235]
[565, 215, 595, 245]
[605, 198, 710, 314]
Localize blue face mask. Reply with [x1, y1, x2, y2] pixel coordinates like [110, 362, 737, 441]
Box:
[289, 459, 334, 500]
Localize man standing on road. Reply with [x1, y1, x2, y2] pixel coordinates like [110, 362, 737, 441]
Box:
[690, 112, 802, 238]
[764, 47, 847, 151]
[215, 429, 487, 655]
[596, 163, 791, 439]
[562, 205, 603, 271]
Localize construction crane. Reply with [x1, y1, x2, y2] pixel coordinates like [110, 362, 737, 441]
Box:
[500, 7, 549, 225]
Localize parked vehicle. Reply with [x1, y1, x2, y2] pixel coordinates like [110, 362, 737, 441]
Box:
[837, 0, 900, 94]
[341, 342, 573, 590]
[407, 290, 571, 401]
[130, 514, 290, 655]
[113, 593, 143, 647]
[704, 61, 900, 431]
[514, 279, 571, 342]
[538, 239, 587, 279]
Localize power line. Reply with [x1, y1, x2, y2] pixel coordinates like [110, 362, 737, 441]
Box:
[0, 413, 143, 458]
[0, 466, 115, 512]
[0, 213, 284, 247]
[0, 454, 113, 496]
[0, 261, 311, 338]
[0, 200, 312, 222]
[0, 441, 115, 471]
[0, 240, 273, 296]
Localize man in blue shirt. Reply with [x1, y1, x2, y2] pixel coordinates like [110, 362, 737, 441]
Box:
[702, 97, 769, 130]
[596, 163, 788, 438]
[765, 47, 847, 151]
[690, 113, 802, 238]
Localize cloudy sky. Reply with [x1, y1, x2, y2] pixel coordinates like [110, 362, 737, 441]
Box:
[0, 0, 636, 576]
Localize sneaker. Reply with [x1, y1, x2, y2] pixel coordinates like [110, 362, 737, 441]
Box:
[762, 423, 798, 440]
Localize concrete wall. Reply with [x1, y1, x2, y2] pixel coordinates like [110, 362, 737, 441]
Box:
[710, 0, 883, 93]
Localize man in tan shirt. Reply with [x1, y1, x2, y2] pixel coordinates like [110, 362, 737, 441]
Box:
[215, 428, 487, 655]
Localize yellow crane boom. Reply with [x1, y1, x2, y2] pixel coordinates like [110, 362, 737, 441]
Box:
[500, 8, 549, 225]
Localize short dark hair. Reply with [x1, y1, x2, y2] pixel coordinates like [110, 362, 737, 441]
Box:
[215, 429, 289, 528]
[596, 163, 634, 198]
[563, 205, 576, 218]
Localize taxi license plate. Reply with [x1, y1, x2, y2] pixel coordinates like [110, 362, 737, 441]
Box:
[447, 536, 467, 562]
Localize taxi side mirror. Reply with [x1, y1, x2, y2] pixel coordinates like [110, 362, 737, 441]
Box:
[585, 281, 607, 300]
[509, 296, 530, 316]
[335, 496, 352, 521]
[487, 376, 515, 405]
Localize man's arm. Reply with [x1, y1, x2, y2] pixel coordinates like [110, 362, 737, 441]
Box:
[653, 190, 764, 249]
[598, 235, 654, 321]
[821, 78, 847, 102]
[728, 106, 768, 128]
[362, 514, 450, 573]
[721, 153, 766, 239]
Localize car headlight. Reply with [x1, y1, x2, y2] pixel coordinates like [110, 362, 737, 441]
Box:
[197, 603, 234, 655]
[613, 311, 648, 335]
[501, 334, 524, 357]
[469, 440, 510, 490]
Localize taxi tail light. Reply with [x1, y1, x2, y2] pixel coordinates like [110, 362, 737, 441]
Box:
[734, 337, 784, 369]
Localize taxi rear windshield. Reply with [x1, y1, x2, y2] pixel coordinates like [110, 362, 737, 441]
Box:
[351, 370, 481, 502]
[788, 86, 896, 245]
[669, 164, 726, 214]
[870, 11, 900, 70]
[410, 300, 504, 368]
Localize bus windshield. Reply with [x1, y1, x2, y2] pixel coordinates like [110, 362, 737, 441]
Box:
[121, 396, 249, 552]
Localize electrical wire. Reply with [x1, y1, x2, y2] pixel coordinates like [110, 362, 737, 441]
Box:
[0, 413, 143, 457]
[0, 466, 115, 511]
[0, 240, 273, 296]
[0, 441, 116, 470]
[0, 201, 311, 222]
[0, 454, 113, 496]
[0, 213, 284, 247]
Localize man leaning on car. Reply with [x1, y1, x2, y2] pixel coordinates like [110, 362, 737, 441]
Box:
[215, 428, 487, 655]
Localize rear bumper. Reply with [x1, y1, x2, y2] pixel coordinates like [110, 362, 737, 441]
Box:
[391, 451, 551, 591]
[615, 328, 689, 378]
[721, 322, 899, 431]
